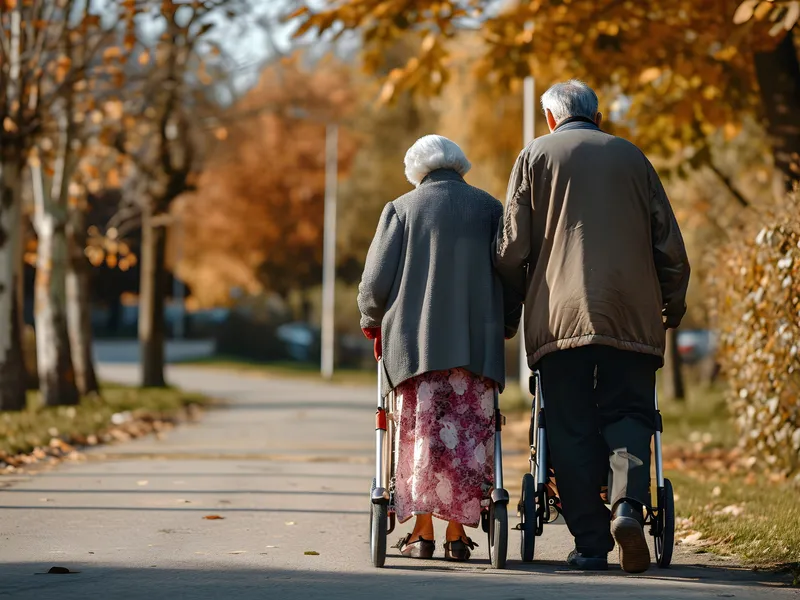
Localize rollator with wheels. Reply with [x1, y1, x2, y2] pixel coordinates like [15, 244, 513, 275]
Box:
[516, 370, 675, 568]
[369, 359, 510, 569]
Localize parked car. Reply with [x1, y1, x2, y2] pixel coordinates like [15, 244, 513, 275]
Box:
[276, 322, 320, 362]
[676, 329, 717, 365]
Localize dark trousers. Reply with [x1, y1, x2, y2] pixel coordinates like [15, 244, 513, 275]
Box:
[537, 345, 658, 554]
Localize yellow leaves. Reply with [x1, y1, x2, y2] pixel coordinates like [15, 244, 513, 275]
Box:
[754, 1, 774, 20]
[3, 117, 17, 133]
[735, 0, 800, 34]
[102, 98, 125, 123]
[784, 2, 800, 31]
[213, 127, 228, 141]
[723, 122, 742, 141]
[639, 67, 662, 84]
[138, 50, 151, 66]
[378, 79, 396, 104]
[420, 33, 437, 53]
[702, 85, 720, 100]
[733, 0, 758, 24]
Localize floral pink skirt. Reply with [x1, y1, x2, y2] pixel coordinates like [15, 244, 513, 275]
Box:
[394, 368, 496, 527]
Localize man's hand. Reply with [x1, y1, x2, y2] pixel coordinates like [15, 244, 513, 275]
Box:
[362, 327, 382, 361]
[662, 305, 685, 330]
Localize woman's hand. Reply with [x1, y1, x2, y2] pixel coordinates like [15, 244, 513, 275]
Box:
[362, 327, 382, 361]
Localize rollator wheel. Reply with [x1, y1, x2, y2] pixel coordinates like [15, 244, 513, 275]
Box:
[370, 478, 388, 568]
[655, 478, 675, 568]
[489, 501, 508, 569]
[519, 473, 537, 562]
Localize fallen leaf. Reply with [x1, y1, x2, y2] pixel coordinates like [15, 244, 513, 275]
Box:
[203, 515, 225, 520]
[716, 504, 745, 517]
[679, 531, 704, 546]
[264, 545, 278, 549]
[228, 550, 247, 554]
[285, 521, 296, 526]
[304, 551, 320, 556]
[137, 480, 149, 486]
[45, 566, 78, 574]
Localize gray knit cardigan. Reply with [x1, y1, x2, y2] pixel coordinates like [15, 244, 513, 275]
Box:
[357, 169, 507, 396]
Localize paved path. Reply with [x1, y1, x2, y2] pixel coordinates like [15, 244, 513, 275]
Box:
[0, 366, 795, 599]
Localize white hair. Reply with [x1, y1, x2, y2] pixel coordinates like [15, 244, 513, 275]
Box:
[403, 135, 471, 187]
[540, 79, 599, 123]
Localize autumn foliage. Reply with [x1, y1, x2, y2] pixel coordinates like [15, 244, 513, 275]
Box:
[712, 198, 800, 475]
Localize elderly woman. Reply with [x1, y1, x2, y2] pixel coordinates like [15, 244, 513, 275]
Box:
[357, 135, 510, 562]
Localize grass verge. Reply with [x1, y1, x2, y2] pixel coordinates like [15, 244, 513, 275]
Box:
[660, 385, 799, 575]
[0, 384, 210, 458]
[668, 470, 800, 579]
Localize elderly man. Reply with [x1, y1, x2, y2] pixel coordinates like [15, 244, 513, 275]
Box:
[495, 80, 690, 573]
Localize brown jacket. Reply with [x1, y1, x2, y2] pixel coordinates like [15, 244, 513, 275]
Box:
[495, 118, 690, 367]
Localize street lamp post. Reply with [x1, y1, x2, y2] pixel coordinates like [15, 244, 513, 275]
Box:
[520, 76, 535, 396]
[320, 124, 339, 380]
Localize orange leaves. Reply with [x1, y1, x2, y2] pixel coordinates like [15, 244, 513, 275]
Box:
[55, 55, 72, 84]
[638, 67, 662, 84]
[103, 46, 123, 63]
[733, 0, 758, 24]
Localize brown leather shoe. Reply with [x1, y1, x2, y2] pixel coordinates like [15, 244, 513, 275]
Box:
[393, 533, 435, 559]
[612, 502, 650, 574]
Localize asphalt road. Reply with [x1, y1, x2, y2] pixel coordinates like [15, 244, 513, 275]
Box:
[0, 365, 796, 600]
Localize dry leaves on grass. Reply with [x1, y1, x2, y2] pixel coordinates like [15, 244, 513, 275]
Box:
[0, 408, 202, 474]
[203, 515, 225, 520]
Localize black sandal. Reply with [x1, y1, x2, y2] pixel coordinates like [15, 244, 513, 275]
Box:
[392, 533, 435, 559]
[443, 537, 478, 562]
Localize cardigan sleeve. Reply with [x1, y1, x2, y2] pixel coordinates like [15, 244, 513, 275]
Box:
[357, 202, 404, 329]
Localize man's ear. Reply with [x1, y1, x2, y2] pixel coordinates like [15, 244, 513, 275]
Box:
[595, 112, 603, 128]
[546, 109, 558, 132]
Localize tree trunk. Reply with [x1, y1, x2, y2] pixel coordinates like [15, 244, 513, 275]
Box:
[754, 30, 800, 191]
[32, 164, 79, 407]
[66, 207, 99, 396]
[0, 160, 28, 411]
[662, 328, 686, 401]
[139, 207, 167, 387]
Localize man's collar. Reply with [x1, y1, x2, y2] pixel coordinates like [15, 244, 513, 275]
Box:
[554, 116, 600, 133]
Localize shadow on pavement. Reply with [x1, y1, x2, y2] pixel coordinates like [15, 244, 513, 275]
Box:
[0, 563, 794, 600]
[0, 505, 366, 515]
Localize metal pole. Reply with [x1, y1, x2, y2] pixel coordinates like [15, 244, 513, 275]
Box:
[172, 217, 185, 340]
[321, 124, 338, 379]
[520, 76, 535, 395]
